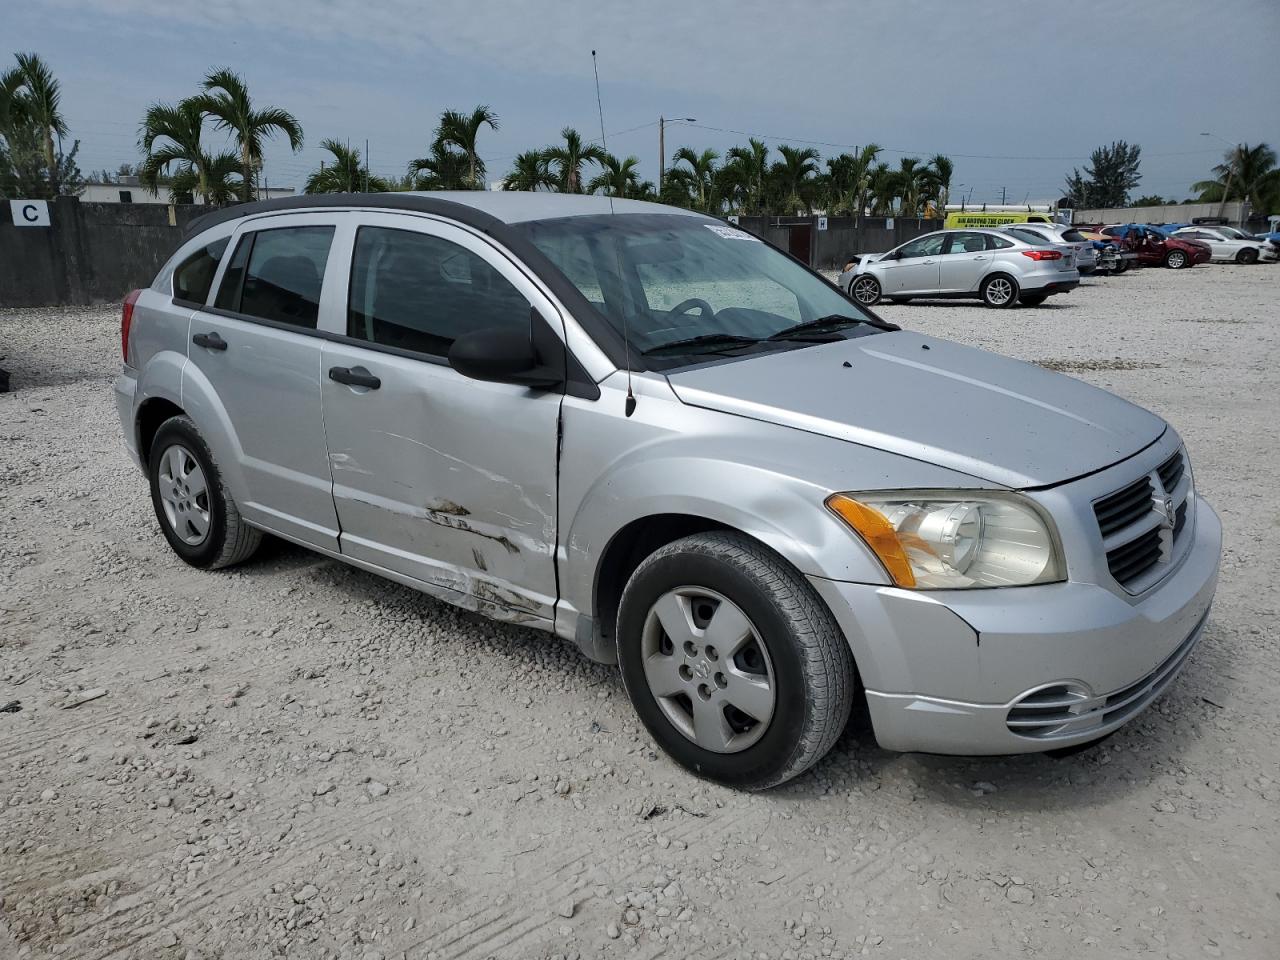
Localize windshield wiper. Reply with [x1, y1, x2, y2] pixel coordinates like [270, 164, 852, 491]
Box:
[766, 314, 866, 341]
[641, 333, 763, 356]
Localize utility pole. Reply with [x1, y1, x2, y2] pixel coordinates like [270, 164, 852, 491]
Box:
[1000, 185, 1007, 205]
[1201, 132, 1238, 224]
[658, 115, 696, 194]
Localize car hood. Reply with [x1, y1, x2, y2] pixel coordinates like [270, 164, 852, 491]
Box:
[665, 331, 1166, 489]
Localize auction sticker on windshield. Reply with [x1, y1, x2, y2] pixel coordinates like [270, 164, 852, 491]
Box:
[704, 224, 761, 241]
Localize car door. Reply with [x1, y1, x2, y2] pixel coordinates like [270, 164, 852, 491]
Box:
[936, 231, 992, 292]
[1194, 230, 1229, 258]
[184, 213, 344, 551]
[317, 213, 563, 624]
[880, 233, 945, 294]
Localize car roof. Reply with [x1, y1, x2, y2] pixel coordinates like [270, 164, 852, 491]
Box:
[184, 190, 700, 239]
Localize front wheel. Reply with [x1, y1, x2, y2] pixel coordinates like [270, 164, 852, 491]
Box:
[1165, 249, 1188, 269]
[1236, 248, 1259, 264]
[849, 274, 882, 306]
[617, 532, 855, 790]
[981, 273, 1019, 308]
[148, 415, 262, 569]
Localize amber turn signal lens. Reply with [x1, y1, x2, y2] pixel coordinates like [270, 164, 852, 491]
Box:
[824, 494, 917, 588]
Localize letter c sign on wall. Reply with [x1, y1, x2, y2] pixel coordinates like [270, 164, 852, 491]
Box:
[10, 199, 51, 227]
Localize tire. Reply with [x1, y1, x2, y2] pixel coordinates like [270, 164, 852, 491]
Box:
[148, 415, 262, 570]
[1236, 248, 1259, 264]
[1114, 259, 1129, 274]
[1165, 249, 1188, 269]
[849, 274, 881, 306]
[1019, 292, 1048, 306]
[617, 532, 855, 790]
[980, 273, 1019, 308]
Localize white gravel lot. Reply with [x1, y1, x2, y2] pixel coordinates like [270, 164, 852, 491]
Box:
[1, 263, 1278, 960]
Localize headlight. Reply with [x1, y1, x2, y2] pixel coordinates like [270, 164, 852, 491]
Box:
[825, 491, 1064, 589]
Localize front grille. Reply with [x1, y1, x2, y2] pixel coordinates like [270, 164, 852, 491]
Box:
[1157, 449, 1185, 492]
[1005, 610, 1207, 740]
[1093, 446, 1192, 591]
[1094, 477, 1154, 538]
[1107, 527, 1163, 584]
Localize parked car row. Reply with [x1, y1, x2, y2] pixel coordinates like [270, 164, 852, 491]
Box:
[836, 214, 1274, 308]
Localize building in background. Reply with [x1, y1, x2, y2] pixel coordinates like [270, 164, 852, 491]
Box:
[80, 175, 295, 205]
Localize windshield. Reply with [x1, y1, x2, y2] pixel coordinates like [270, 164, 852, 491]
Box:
[1006, 227, 1053, 245]
[516, 214, 878, 367]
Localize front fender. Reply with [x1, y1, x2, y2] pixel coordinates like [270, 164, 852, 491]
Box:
[557, 373, 985, 624]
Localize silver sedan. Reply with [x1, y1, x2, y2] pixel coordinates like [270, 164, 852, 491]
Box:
[837, 228, 1081, 308]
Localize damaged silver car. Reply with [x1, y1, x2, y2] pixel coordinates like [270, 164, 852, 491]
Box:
[116, 193, 1220, 789]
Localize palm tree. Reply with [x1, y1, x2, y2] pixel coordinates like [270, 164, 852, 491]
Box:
[894, 157, 930, 217]
[926, 153, 953, 215]
[305, 138, 389, 193]
[436, 106, 498, 188]
[139, 99, 234, 205]
[195, 68, 303, 202]
[725, 138, 769, 213]
[588, 153, 643, 198]
[772, 144, 820, 213]
[408, 140, 470, 190]
[544, 127, 606, 193]
[502, 149, 556, 191]
[3, 53, 69, 192]
[868, 162, 897, 216]
[670, 146, 719, 211]
[1193, 143, 1278, 211]
[169, 150, 243, 204]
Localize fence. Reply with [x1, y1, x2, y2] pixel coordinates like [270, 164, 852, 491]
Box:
[733, 215, 944, 270]
[1, 197, 203, 308]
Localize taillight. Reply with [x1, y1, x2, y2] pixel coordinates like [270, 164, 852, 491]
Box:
[1020, 249, 1063, 261]
[122, 289, 141, 363]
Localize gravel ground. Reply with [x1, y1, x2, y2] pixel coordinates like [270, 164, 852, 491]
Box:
[1, 263, 1278, 960]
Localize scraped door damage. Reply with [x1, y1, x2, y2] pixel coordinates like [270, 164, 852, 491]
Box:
[320, 341, 561, 624]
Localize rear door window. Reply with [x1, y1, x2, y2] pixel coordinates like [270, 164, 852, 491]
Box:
[214, 225, 335, 329]
[346, 226, 531, 358]
[943, 232, 987, 254]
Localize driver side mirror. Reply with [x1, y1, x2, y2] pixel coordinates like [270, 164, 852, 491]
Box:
[448, 321, 565, 390]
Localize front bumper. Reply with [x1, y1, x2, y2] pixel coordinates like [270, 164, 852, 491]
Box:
[809, 495, 1221, 754]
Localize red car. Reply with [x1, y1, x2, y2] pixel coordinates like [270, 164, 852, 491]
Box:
[1100, 225, 1212, 269]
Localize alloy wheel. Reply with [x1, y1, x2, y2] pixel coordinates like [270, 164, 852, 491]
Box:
[986, 277, 1013, 305]
[851, 276, 879, 304]
[157, 444, 211, 546]
[640, 587, 776, 754]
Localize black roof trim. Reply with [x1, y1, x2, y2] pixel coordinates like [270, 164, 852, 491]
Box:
[183, 193, 633, 370]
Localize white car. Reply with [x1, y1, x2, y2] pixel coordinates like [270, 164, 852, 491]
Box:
[1172, 226, 1277, 264]
[1002, 223, 1098, 274]
[838, 228, 1080, 308]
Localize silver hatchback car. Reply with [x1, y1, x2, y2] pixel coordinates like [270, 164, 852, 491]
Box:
[838, 228, 1080, 307]
[116, 194, 1219, 789]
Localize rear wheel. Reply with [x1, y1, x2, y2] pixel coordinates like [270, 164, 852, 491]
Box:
[980, 273, 1019, 308]
[850, 275, 881, 306]
[1236, 247, 1259, 264]
[148, 416, 261, 569]
[617, 532, 855, 790]
[1019, 292, 1048, 306]
[1165, 249, 1188, 269]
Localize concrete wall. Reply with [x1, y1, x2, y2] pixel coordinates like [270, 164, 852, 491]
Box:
[1072, 201, 1251, 226]
[1, 197, 206, 307]
[734, 215, 943, 270]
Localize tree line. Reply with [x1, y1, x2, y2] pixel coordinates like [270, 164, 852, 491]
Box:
[3, 51, 1277, 219]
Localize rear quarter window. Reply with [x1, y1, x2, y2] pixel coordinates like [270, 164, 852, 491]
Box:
[172, 237, 229, 305]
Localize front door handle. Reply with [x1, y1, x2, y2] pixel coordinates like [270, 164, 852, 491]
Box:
[192, 332, 227, 351]
[328, 366, 381, 390]
[973, 255, 989, 260]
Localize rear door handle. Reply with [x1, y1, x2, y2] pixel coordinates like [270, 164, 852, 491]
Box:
[192, 332, 227, 351]
[328, 366, 381, 390]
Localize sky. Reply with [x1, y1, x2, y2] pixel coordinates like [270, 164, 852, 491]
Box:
[9, 0, 1279, 205]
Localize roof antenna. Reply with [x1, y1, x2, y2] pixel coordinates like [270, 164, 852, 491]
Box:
[593, 49, 636, 417]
